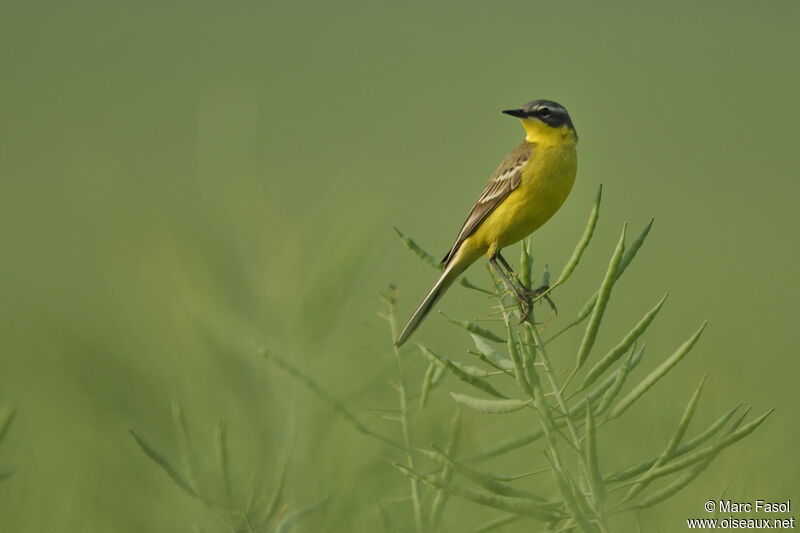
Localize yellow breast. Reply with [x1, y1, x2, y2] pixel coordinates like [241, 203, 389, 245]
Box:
[467, 138, 577, 258]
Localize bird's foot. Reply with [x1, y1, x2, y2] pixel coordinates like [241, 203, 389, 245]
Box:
[516, 284, 557, 323]
[532, 284, 557, 315]
[517, 294, 533, 323]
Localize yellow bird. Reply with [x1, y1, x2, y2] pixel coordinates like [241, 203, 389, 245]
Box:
[395, 100, 578, 346]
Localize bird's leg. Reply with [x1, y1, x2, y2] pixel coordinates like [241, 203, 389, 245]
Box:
[495, 253, 528, 291]
[490, 255, 532, 321]
[489, 256, 529, 300]
[495, 252, 557, 316]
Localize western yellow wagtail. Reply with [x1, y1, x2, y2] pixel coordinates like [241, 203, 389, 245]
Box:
[396, 100, 578, 346]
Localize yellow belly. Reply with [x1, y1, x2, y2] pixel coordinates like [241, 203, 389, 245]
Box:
[461, 143, 577, 260]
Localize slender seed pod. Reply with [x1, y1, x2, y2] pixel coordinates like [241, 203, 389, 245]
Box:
[418, 344, 506, 398]
[441, 312, 506, 343]
[575, 224, 627, 369]
[580, 294, 667, 390]
[610, 323, 707, 419]
[450, 393, 532, 414]
[553, 184, 602, 288]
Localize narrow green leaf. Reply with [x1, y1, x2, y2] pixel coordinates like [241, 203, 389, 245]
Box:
[579, 345, 646, 418]
[274, 494, 330, 533]
[471, 335, 514, 371]
[431, 364, 446, 386]
[244, 475, 267, 524]
[636, 407, 750, 509]
[431, 409, 462, 531]
[505, 320, 532, 395]
[713, 483, 733, 520]
[617, 218, 654, 276]
[575, 297, 596, 327]
[632, 409, 773, 485]
[393, 227, 488, 293]
[215, 418, 233, 501]
[418, 344, 506, 399]
[635, 461, 709, 509]
[450, 393, 532, 414]
[394, 227, 441, 269]
[262, 416, 296, 528]
[465, 428, 546, 462]
[128, 429, 203, 500]
[575, 224, 627, 369]
[422, 446, 551, 503]
[553, 518, 578, 532]
[580, 294, 667, 390]
[573, 219, 655, 324]
[170, 398, 198, 492]
[390, 461, 560, 521]
[605, 404, 740, 483]
[725, 406, 752, 434]
[262, 456, 289, 526]
[465, 344, 645, 462]
[584, 408, 605, 505]
[458, 276, 494, 294]
[520, 325, 537, 394]
[677, 406, 741, 457]
[622, 376, 707, 503]
[262, 349, 402, 449]
[494, 468, 551, 482]
[554, 184, 602, 287]
[546, 456, 598, 533]
[452, 363, 491, 378]
[609, 322, 707, 419]
[565, 471, 597, 526]
[442, 312, 506, 343]
[594, 346, 641, 416]
[662, 376, 707, 458]
[419, 362, 438, 410]
[520, 238, 533, 290]
[0, 407, 16, 445]
[444, 408, 462, 457]
[526, 355, 557, 434]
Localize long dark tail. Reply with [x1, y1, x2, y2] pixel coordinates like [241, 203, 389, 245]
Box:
[395, 259, 468, 347]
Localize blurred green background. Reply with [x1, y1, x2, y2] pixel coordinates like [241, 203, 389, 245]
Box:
[1, 1, 798, 531]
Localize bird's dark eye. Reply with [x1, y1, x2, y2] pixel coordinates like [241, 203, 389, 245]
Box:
[539, 107, 551, 117]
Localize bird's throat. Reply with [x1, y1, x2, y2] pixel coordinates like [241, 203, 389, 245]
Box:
[522, 120, 577, 146]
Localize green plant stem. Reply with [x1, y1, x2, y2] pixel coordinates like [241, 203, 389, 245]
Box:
[491, 290, 572, 450]
[493, 289, 594, 531]
[526, 314, 610, 533]
[387, 296, 425, 533]
[263, 349, 402, 450]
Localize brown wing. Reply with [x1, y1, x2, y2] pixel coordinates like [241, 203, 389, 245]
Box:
[441, 141, 532, 265]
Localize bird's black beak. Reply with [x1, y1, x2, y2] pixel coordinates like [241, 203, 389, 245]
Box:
[502, 108, 528, 118]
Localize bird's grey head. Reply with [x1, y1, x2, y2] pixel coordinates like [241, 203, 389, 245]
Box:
[502, 100, 575, 130]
